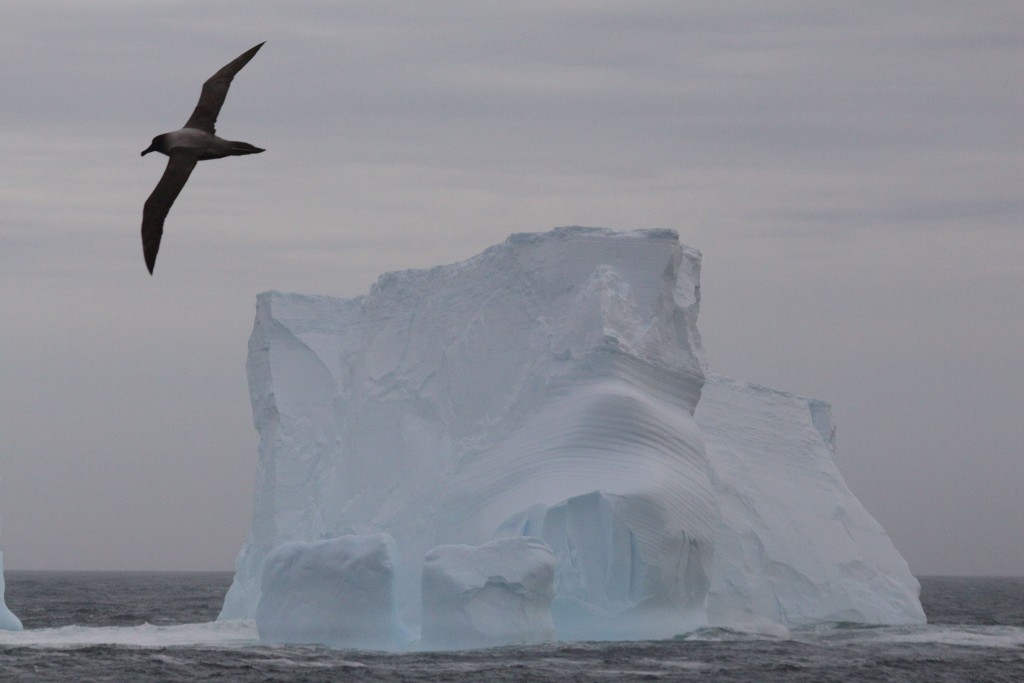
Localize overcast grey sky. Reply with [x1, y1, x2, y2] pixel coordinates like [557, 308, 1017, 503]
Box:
[1, 1, 1021, 575]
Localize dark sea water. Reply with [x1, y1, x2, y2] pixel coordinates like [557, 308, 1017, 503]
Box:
[1, 573, 1022, 681]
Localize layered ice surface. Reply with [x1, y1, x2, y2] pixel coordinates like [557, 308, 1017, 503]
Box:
[220, 226, 924, 645]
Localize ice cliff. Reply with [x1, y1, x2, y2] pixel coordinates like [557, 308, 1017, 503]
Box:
[220, 226, 924, 643]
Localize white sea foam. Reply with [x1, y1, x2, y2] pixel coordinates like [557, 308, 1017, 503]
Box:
[0, 620, 1019, 655]
[879, 625, 1024, 650]
[0, 619, 259, 648]
[787, 622, 1024, 651]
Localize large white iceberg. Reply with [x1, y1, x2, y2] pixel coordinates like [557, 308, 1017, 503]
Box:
[220, 226, 924, 642]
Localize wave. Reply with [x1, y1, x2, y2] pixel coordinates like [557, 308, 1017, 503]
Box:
[0, 619, 258, 649]
[1, 619, 1021, 653]
[792, 622, 1024, 650]
[879, 625, 1024, 650]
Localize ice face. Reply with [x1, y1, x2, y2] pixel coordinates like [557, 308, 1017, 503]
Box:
[696, 376, 926, 627]
[255, 533, 408, 649]
[220, 226, 924, 643]
[0, 550, 23, 631]
[421, 536, 555, 649]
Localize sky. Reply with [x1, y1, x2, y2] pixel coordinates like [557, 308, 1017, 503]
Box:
[1, 1, 1021, 576]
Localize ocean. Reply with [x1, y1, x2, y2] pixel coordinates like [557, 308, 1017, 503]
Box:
[0, 573, 1021, 681]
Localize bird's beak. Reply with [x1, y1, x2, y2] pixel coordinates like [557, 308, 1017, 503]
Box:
[141, 145, 155, 156]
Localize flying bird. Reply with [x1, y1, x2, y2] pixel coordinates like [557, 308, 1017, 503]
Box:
[140, 42, 266, 274]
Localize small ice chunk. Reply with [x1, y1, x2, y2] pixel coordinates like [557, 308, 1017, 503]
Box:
[0, 551, 22, 631]
[421, 537, 555, 649]
[256, 533, 407, 649]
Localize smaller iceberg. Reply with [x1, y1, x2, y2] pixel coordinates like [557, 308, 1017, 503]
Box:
[256, 533, 408, 649]
[0, 508, 23, 631]
[0, 550, 21, 631]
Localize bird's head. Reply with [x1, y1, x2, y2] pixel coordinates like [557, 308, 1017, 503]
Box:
[141, 135, 166, 156]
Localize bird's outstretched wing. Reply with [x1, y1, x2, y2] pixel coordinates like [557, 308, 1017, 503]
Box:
[183, 42, 265, 135]
[142, 151, 199, 274]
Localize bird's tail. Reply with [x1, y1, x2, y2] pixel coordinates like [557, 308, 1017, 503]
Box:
[227, 141, 265, 156]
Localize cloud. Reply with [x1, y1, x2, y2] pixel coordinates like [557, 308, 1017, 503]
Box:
[1, 0, 1021, 573]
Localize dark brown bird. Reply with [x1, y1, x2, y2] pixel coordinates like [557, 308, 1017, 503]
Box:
[140, 42, 265, 274]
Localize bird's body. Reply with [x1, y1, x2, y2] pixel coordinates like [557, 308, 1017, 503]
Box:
[143, 127, 264, 161]
[140, 42, 265, 274]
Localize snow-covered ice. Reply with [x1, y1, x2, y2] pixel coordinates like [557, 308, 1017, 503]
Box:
[256, 533, 408, 649]
[421, 536, 555, 649]
[221, 226, 924, 644]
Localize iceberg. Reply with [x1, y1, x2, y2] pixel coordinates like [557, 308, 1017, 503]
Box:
[220, 226, 924, 644]
[256, 533, 408, 649]
[0, 508, 22, 631]
[421, 536, 555, 649]
[0, 550, 21, 631]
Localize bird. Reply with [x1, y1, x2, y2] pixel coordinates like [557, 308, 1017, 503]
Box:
[140, 42, 266, 274]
